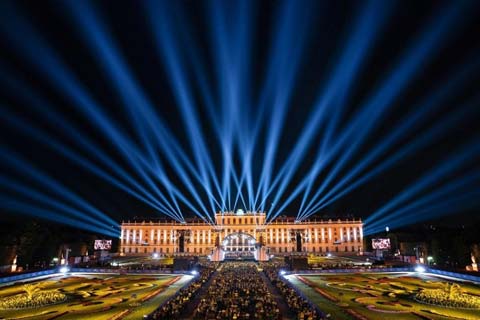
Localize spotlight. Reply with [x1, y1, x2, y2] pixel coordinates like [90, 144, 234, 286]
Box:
[327, 253, 332, 258]
[152, 253, 159, 259]
[59, 266, 70, 273]
[414, 265, 426, 273]
[280, 270, 286, 276]
[385, 226, 390, 232]
[191, 270, 198, 276]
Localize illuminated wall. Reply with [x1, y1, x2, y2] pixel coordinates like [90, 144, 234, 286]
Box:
[120, 212, 363, 256]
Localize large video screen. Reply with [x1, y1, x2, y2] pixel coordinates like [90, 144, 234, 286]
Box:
[94, 240, 112, 250]
[372, 238, 391, 250]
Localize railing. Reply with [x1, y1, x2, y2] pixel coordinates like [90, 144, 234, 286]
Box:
[283, 266, 480, 282]
[69, 268, 173, 274]
[0, 269, 57, 284]
[285, 267, 411, 275]
[428, 268, 480, 283]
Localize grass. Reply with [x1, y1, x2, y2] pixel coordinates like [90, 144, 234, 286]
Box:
[0, 273, 183, 320]
[286, 272, 480, 320]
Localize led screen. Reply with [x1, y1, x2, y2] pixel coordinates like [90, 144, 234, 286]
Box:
[94, 239, 112, 250]
[372, 238, 391, 250]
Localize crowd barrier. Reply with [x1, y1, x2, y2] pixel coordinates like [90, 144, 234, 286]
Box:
[0, 269, 56, 284]
[428, 268, 480, 283]
[69, 268, 172, 274]
[0, 267, 176, 284]
[288, 267, 411, 274]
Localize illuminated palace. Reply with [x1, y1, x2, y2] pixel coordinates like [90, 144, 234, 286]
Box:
[120, 210, 363, 261]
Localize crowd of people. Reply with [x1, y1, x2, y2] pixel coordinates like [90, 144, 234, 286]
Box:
[148, 261, 327, 320]
[148, 263, 217, 319]
[263, 263, 325, 320]
[193, 262, 281, 319]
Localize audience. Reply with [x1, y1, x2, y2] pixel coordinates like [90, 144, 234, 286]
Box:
[149, 263, 217, 320]
[149, 261, 326, 320]
[263, 263, 325, 320]
[193, 262, 281, 319]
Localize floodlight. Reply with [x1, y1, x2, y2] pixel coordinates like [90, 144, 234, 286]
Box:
[59, 266, 69, 273]
[152, 253, 159, 259]
[414, 265, 426, 273]
[280, 270, 286, 276]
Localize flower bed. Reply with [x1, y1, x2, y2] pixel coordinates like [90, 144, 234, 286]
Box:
[414, 285, 480, 309]
[0, 291, 67, 310]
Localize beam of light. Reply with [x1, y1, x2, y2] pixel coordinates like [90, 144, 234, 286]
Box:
[0, 2, 185, 221]
[231, 165, 248, 211]
[0, 66, 184, 221]
[2, 2, 212, 223]
[267, 178, 309, 224]
[298, 60, 480, 220]
[64, 1, 184, 220]
[152, 3, 226, 212]
[0, 147, 119, 228]
[0, 176, 112, 231]
[365, 137, 480, 225]
[365, 170, 480, 233]
[297, 0, 393, 217]
[263, 0, 392, 218]
[252, 0, 317, 214]
[364, 188, 480, 236]
[164, 4, 230, 212]
[0, 195, 118, 237]
[0, 103, 183, 222]
[145, 1, 224, 217]
[207, 0, 249, 211]
[299, 0, 472, 218]
[300, 99, 480, 220]
[202, 1, 260, 214]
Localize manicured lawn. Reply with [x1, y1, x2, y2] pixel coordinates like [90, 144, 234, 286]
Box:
[286, 272, 480, 320]
[0, 273, 184, 320]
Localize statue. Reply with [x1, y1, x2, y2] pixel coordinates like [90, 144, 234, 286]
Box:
[11, 255, 18, 272]
[467, 252, 478, 272]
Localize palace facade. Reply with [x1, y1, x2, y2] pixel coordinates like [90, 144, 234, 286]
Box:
[120, 211, 363, 260]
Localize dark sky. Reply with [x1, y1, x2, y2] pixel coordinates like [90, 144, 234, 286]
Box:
[0, 0, 479, 231]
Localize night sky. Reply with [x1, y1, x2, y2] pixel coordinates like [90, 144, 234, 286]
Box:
[0, 0, 479, 233]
